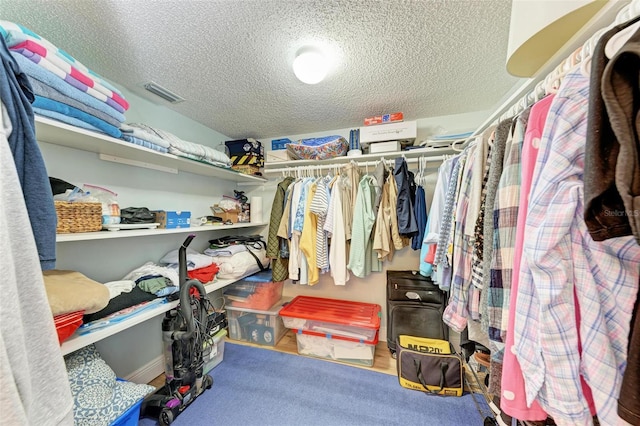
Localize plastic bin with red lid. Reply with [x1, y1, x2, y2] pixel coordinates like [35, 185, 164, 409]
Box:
[279, 296, 381, 342]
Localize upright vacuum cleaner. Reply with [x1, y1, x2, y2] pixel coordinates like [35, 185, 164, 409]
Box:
[140, 234, 225, 426]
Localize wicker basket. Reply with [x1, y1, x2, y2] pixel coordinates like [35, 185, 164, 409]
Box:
[54, 201, 103, 233]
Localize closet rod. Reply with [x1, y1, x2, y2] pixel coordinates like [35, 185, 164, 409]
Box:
[265, 155, 447, 175]
[461, 0, 635, 145]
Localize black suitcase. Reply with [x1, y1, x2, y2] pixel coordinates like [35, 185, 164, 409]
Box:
[386, 270, 448, 355]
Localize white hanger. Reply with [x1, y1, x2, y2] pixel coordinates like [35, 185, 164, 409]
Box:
[605, 20, 640, 59]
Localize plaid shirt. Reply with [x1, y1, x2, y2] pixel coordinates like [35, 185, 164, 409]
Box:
[486, 110, 529, 349]
[514, 69, 640, 425]
[443, 143, 477, 332]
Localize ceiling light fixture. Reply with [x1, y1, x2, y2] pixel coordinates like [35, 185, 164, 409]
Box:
[293, 48, 328, 85]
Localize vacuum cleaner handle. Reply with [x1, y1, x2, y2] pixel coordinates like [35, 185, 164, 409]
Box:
[178, 234, 196, 289]
[173, 234, 209, 341]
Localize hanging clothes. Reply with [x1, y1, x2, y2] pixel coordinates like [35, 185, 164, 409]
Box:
[410, 185, 427, 250]
[287, 179, 303, 282]
[394, 157, 418, 237]
[513, 69, 640, 425]
[583, 17, 640, 242]
[0, 37, 57, 270]
[500, 94, 555, 422]
[433, 155, 464, 290]
[388, 168, 408, 251]
[325, 176, 349, 285]
[486, 109, 530, 353]
[420, 157, 453, 271]
[442, 142, 478, 333]
[600, 25, 640, 426]
[267, 176, 294, 282]
[299, 181, 319, 285]
[372, 160, 387, 217]
[348, 175, 377, 278]
[0, 99, 74, 425]
[373, 167, 394, 262]
[310, 175, 331, 273]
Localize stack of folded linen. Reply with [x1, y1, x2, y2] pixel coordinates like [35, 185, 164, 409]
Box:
[0, 20, 128, 138]
[120, 122, 232, 167]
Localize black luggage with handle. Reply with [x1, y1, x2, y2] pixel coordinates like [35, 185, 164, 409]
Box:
[386, 270, 448, 355]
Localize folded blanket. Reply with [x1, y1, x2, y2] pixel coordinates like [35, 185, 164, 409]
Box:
[170, 149, 230, 168]
[34, 107, 114, 135]
[30, 78, 121, 127]
[34, 96, 122, 138]
[123, 122, 231, 168]
[119, 123, 171, 149]
[159, 248, 214, 271]
[122, 261, 180, 287]
[154, 127, 231, 167]
[12, 39, 128, 108]
[43, 270, 110, 315]
[15, 48, 125, 113]
[0, 20, 124, 96]
[11, 52, 125, 122]
[121, 134, 169, 153]
[204, 244, 248, 257]
[207, 248, 269, 279]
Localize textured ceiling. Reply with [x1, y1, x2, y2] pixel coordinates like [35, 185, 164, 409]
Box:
[1, 0, 521, 139]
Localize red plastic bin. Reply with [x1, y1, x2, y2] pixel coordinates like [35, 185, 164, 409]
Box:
[279, 296, 381, 342]
[54, 310, 84, 344]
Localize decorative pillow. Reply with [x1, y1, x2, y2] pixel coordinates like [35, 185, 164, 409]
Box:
[65, 345, 154, 426]
[286, 135, 348, 160]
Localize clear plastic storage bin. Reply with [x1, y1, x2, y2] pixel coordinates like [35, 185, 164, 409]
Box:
[226, 298, 289, 346]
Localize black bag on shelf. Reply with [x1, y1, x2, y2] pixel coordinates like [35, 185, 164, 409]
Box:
[120, 207, 156, 224]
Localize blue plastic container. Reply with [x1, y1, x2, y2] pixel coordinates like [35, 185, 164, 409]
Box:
[110, 398, 143, 426]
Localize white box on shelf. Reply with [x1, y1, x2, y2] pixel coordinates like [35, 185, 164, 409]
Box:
[368, 140, 401, 154]
[359, 120, 417, 145]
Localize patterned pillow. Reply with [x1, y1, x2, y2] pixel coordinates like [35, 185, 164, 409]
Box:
[286, 135, 348, 160]
[65, 345, 154, 426]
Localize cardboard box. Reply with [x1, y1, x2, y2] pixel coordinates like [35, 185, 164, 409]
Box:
[369, 140, 401, 154]
[364, 112, 404, 126]
[153, 210, 191, 229]
[266, 149, 289, 164]
[359, 120, 417, 145]
[210, 204, 249, 223]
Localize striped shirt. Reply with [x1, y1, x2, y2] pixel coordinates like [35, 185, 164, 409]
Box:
[514, 69, 640, 425]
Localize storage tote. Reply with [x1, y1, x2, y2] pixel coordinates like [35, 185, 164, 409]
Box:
[226, 298, 289, 346]
[294, 328, 379, 367]
[279, 296, 381, 342]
